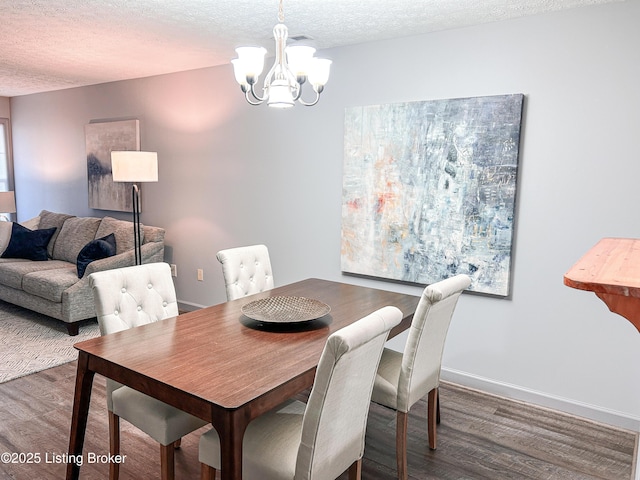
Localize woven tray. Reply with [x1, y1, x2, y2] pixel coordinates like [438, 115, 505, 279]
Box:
[241, 296, 331, 323]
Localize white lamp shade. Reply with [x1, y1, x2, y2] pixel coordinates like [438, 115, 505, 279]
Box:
[111, 151, 158, 182]
[231, 59, 249, 86]
[0, 191, 16, 213]
[233, 47, 267, 81]
[285, 45, 316, 77]
[308, 58, 332, 87]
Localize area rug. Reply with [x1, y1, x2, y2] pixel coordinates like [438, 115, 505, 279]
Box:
[0, 300, 100, 383]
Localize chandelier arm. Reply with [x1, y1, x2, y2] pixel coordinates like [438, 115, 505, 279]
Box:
[289, 77, 302, 101]
[244, 90, 264, 106]
[296, 90, 322, 107]
[247, 83, 267, 104]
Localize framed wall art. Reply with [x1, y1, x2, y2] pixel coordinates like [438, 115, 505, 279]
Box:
[85, 119, 139, 212]
[341, 94, 524, 297]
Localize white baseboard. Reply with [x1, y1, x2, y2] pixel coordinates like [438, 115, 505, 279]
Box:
[441, 367, 640, 433]
[177, 300, 208, 312]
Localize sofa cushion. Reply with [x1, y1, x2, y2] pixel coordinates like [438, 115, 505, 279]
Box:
[52, 216, 102, 263]
[95, 216, 143, 255]
[22, 264, 79, 303]
[39, 210, 75, 258]
[1, 223, 57, 261]
[0, 257, 30, 265]
[20, 216, 41, 230]
[77, 233, 117, 278]
[0, 259, 72, 290]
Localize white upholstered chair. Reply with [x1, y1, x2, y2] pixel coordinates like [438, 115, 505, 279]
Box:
[216, 244, 274, 301]
[198, 305, 403, 480]
[89, 262, 207, 480]
[371, 274, 470, 480]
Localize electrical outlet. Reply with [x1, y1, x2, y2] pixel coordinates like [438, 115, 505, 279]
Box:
[197, 268, 204, 281]
[170, 264, 177, 277]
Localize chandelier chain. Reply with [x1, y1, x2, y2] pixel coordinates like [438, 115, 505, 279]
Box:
[278, 0, 284, 23]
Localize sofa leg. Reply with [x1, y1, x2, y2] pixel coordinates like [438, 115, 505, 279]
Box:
[66, 323, 80, 336]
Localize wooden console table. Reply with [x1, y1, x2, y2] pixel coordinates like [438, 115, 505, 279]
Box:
[564, 237, 640, 332]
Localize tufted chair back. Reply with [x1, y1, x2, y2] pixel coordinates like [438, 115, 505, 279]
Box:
[89, 262, 179, 336]
[216, 244, 274, 301]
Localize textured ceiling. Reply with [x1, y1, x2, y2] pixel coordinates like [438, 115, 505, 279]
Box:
[0, 0, 623, 97]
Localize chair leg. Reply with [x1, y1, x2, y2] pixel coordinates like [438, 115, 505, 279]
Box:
[108, 411, 120, 480]
[427, 388, 438, 450]
[348, 459, 362, 480]
[200, 462, 217, 480]
[173, 438, 182, 449]
[436, 387, 441, 424]
[396, 410, 409, 480]
[160, 443, 175, 480]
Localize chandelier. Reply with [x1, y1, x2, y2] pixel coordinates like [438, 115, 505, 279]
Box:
[231, 0, 331, 108]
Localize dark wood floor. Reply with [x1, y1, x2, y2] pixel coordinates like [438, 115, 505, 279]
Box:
[0, 361, 636, 479]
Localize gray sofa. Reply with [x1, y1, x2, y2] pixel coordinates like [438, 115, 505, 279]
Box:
[0, 210, 165, 335]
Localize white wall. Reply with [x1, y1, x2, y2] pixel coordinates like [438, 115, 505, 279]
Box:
[9, 1, 640, 428]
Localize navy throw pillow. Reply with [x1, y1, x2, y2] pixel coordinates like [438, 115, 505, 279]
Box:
[76, 233, 117, 278]
[1, 223, 56, 261]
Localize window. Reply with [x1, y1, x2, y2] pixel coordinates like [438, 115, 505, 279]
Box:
[0, 119, 14, 191]
[0, 118, 15, 220]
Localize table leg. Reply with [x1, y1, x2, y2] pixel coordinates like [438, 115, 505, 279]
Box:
[215, 410, 249, 480]
[66, 351, 95, 480]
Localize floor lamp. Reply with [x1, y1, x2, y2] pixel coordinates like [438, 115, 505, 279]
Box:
[0, 191, 16, 222]
[110, 151, 158, 265]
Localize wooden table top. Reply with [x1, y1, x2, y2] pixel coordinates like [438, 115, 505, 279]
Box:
[564, 237, 640, 297]
[564, 238, 640, 332]
[73, 278, 421, 410]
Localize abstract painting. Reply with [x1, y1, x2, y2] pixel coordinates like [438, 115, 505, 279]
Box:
[341, 94, 524, 296]
[86, 119, 139, 212]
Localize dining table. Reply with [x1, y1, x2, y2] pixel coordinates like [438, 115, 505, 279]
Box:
[66, 277, 421, 480]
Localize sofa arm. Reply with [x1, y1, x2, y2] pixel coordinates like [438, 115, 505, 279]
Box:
[83, 241, 165, 277]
